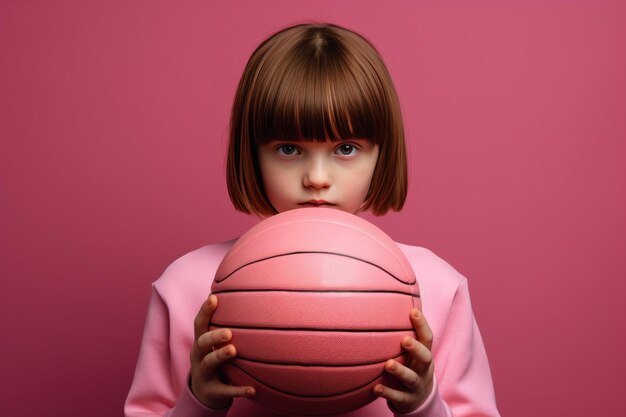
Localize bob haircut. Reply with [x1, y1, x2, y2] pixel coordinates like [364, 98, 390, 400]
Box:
[227, 23, 407, 216]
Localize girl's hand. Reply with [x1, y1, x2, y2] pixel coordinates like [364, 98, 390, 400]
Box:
[374, 308, 435, 413]
[190, 294, 256, 409]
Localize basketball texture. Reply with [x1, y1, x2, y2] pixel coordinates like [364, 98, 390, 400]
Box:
[210, 208, 420, 415]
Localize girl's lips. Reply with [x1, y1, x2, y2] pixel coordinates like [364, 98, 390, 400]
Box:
[299, 200, 335, 206]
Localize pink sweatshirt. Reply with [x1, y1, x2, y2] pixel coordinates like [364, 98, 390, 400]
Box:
[125, 240, 500, 417]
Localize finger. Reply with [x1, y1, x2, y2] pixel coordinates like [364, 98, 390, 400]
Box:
[196, 328, 232, 357]
[373, 383, 416, 410]
[410, 308, 433, 351]
[205, 381, 256, 400]
[402, 336, 433, 376]
[192, 379, 256, 410]
[383, 359, 421, 391]
[198, 344, 238, 376]
[194, 294, 218, 340]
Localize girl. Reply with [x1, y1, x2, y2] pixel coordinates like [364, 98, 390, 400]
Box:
[125, 23, 500, 417]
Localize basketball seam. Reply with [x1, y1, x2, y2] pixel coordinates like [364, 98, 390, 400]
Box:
[210, 322, 415, 332]
[215, 251, 416, 285]
[210, 288, 420, 297]
[231, 353, 406, 367]
[225, 217, 411, 281]
[225, 354, 404, 399]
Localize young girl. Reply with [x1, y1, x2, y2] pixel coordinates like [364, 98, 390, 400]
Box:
[125, 23, 500, 417]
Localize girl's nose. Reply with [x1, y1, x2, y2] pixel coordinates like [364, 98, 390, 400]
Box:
[303, 158, 331, 189]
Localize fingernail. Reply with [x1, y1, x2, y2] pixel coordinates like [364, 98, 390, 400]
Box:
[412, 308, 420, 319]
[403, 337, 413, 348]
[386, 360, 396, 371]
[246, 388, 255, 396]
[207, 295, 216, 307]
[222, 330, 231, 341]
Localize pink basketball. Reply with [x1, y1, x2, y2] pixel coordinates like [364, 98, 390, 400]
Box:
[210, 208, 420, 415]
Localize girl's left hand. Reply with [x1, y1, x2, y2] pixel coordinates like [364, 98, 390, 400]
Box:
[373, 308, 435, 414]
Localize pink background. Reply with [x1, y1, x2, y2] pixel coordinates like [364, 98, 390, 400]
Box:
[2, 1, 625, 416]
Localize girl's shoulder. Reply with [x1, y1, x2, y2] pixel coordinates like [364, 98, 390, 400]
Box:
[153, 239, 236, 296]
[395, 242, 467, 291]
[395, 243, 473, 320]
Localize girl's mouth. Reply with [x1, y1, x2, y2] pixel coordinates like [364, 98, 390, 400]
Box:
[299, 200, 335, 206]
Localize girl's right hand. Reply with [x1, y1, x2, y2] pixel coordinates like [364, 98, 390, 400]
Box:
[190, 294, 256, 409]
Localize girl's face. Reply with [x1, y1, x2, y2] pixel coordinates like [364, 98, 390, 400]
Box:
[258, 139, 379, 215]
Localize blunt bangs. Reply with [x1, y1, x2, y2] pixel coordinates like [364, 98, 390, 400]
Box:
[248, 26, 391, 145]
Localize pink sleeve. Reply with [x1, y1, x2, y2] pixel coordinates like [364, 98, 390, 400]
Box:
[124, 285, 228, 417]
[391, 279, 500, 417]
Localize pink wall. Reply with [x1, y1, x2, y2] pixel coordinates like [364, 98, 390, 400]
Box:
[2, 1, 625, 416]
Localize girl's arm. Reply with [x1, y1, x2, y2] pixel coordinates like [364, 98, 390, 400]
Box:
[394, 278, 500, 417]
[432, 278, 499, 416]
[124, 286, 230, 417]
[388, 245, 500, 417]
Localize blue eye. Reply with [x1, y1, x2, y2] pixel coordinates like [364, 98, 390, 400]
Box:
[336, 143, 359, 156]
[276, 144, 300, 156]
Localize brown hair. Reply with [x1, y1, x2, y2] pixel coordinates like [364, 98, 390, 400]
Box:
[227, 23, 407, 216]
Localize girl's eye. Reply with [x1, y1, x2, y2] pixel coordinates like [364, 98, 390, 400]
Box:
[276, 144, 300, 156]
[335, 143, 359, 156]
